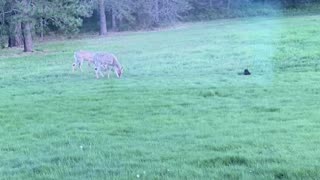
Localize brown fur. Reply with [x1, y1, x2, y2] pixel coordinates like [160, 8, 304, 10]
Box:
[93, 53, 123, 79]
[72, 51, 95, 72]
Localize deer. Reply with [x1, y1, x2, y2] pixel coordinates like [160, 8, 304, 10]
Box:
[72, 50, 96, 72]
[93, 53, 123, 79]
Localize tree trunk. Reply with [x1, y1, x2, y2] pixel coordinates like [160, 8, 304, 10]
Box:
[209, 0, 213, 8]
[227, 0, 231, 15]
[40, 18, 44, 41]
[21, 21, 33, 52]
[8, 23, 23, 47]
[99, 0, 107, 35]
[154, 0, 159, 25]
[111, 9, 117, 31]
[291, 0, 297, 8]
[40, 4, 45, 41]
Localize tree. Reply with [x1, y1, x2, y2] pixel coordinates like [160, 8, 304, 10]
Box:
[6, 0, 23, 47]
[8, 23, 23, 47]
[99, 0, 107, 35]
[0, 0, 23, 48]
[132, 0, 189, 28]
[0, 0, 7, 48]
[21, 21, 33, 52]
[20, 0, 33, 52]
[107, 0, 135, 31]
[1, 0, 93, 52]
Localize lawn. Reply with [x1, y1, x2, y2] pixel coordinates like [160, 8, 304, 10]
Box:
[1, 15, 320, 179]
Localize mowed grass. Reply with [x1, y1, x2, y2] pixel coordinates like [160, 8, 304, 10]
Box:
[1, 15, 320, 179]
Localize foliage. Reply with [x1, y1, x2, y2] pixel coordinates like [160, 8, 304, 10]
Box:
[32, 0, 93, 35]
[134, 0, 190, 28]
[186, 0, 319, 21]
[0, 0, 93, 49]
[80, 0, 320, 31]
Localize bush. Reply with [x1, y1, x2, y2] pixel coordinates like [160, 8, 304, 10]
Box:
[184, 2, 320, 22]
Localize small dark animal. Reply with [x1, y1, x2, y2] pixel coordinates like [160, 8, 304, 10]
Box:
[244, 69, 251, 75]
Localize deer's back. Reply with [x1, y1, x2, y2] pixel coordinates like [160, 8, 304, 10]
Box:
[94, 53, 117, 65]
[75, 51, 95, 61]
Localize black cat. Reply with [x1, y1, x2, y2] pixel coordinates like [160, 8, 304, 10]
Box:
[244, 69, 251, 75]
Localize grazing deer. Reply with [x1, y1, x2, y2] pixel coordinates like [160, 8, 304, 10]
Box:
[72, 51, 96, 72]
[93, 53, 123, 79]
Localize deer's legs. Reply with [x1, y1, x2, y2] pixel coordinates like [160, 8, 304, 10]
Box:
[99, 70, 105, 78]
[95, 66, 101, 79]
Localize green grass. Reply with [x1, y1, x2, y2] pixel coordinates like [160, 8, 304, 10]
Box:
[1, 15, 320, 179]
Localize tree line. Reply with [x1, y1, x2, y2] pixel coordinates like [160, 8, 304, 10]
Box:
[0, 0, 318, 52]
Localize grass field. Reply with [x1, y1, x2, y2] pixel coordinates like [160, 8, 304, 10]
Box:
[1, 15, 320, 179]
